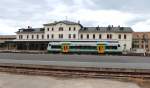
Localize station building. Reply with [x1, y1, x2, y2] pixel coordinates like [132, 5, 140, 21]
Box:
[12, 20, 133, 51]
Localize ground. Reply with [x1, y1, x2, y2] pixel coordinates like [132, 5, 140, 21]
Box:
[0, 72, 140, 88]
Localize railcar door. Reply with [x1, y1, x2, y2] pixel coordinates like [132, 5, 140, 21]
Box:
[62, 44, 69, 53]
[97, 44, 105, 54]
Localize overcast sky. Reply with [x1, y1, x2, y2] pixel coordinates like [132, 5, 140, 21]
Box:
[0, 0, 150, 34]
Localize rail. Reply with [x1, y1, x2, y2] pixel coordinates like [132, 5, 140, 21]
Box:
[0, 63, 150, 79]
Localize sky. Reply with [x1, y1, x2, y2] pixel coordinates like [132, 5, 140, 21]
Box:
[0, 0, 150, 35]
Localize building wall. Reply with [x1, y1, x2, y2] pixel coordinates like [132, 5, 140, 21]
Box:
[133, 32, 150, 52]
[44, 23, 81, 40]
[78, 33, 132, 51]
[17, 33, 44, 40]
[15, 21, 133, 51]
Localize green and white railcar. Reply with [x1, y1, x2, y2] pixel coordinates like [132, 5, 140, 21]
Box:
[47, 40, 122, 54]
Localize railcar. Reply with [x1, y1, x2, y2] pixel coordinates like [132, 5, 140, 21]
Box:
[47, 40, 122, 54]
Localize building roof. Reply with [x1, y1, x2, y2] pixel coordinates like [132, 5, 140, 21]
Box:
[16, 28, 44, 33]
[0, 35, 16, 43]
[43, 20, 83, 27]
[79, 26, 133, 33]
[0, 35, 16, 38]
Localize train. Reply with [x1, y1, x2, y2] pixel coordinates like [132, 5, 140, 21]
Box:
[47, 40, 123, 54]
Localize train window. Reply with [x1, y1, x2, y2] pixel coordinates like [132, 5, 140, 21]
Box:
[70, 46, 96, 50]
[51, 45, 61, 49]
[106, 46, 117, 50]
[49, 44, 51, 46]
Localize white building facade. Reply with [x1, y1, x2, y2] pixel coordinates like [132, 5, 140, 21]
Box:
[15, 20, 133, 51]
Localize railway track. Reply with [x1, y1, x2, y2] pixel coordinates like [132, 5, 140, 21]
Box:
[0, 63, 150, 79]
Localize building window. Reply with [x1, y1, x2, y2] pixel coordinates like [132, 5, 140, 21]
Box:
[32, 35, 34, 39]
[69, 27, 71, 31]
[37, 35, 39, 39]
[27, 35, 29, 39]
[19, 35, 23, 39]
[118, 34, 121, 39]
[73, 34, 76, 39]
[42, 35, 44, 39]
[47, 28, 49, 31]
[47, 34, 49, 39]
[74, 27, 76, 31]
[59, 34, 63, 39]
[59, 27, 63, 31]
[107, 34, 112, 39]
[51, 34, 54, 39]
[93, 34, 95, 39]
[110, 34, 112, 39]
[124, 34, 127, 39]
[141, 45, 144, 48]
[52, 27, 54, 31]
[107, 34, 109, 39]
[87, 34, 89, 39]
[69, 34, 71, 39]
[99, 34, 101, 39]
[80, 34, 83, 39]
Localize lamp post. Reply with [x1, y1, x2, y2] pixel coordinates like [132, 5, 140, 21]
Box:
[143, 34, 146, 56]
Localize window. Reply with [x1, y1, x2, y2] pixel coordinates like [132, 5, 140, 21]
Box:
[27, 35, 29, 39]
[42, 35, 44, 39]
[59, 34, 63, 39]
[87, 34, 89, 39]
[69, 34, 71, 39]
[74, 27, 76, 31]
[51, 34, 54, 39]
[37, 35, 39, 39]
[32, 35, 34, 39]
[107, 34, 110, 39]
[93, 34, 95, 39]
[118, 34, 121, 39]
[69, 27, 71, 31]
[59, 27, 63, 31]
[19, 35, 23, 39]
[124, 34, 127, 39]
[73, 34, 76, 39]
[107, 34, 112, 39]
[141, 45, 144, 48]
[52, 27, 54, 31]
[47, 34, 49, 39]
[80, 34, 83, 39]
[99, 34, 101, 39]
[47, 28, 49, 31]
[110, 34, 112, 39]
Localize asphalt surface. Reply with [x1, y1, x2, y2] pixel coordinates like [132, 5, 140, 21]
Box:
[0, 53, 150, 69]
